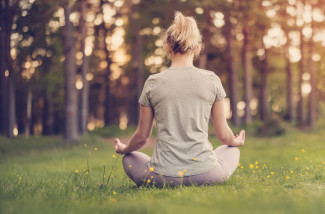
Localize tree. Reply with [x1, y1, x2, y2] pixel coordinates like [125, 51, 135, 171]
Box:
[63, 3, 78, 142]
[223, 5, 240, 126]
[79, 0, 89, 134]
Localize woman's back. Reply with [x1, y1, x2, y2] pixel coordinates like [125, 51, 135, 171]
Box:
[139, 66, 226, 176]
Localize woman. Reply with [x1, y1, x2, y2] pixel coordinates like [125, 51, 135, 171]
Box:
[114, 11, 245, 187]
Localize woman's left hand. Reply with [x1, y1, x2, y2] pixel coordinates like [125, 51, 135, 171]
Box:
[114, 138, 127, 154]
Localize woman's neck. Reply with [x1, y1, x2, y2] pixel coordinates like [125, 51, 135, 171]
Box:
[170, 53, 194, 68]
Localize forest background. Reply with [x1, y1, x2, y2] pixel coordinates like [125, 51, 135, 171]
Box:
[1, 0, 325, 141]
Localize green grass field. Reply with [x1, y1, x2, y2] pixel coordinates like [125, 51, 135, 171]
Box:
[0, 124, 325, 214]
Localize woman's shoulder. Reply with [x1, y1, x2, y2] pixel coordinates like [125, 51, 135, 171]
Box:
[196, 68, 221, 81]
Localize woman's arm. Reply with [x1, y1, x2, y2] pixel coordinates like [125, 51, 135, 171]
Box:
[211, 100, 245, 147]
[115, 104, 154, 154]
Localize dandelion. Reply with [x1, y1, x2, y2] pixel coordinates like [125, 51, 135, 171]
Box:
[147, 179, 151, 184]
[129, 165, 132, 168]
[86, 172, 89, 175]
[286, 176, 290, 180]
[94, 147, 98, 151]
[149, 167, 154, 172]
[255, 166, 259, 169]
[112, 154, 117, 158]
[267, 175, 270, 178]
[271, 172, 274, 175]
[112, 191, 117, 195]
[193, 158, 197, 161]
[290, 170, 293, 174]
[183, 169, 187, 173]
[295, 157, 299, 161]
[249, 164, 254, 169]
[75, 169, 79, 173]
[301, 149, 305, 153]
[255, 161, 259, 165]
[240, 166, 244, 169]
[178, 171, 184, 177]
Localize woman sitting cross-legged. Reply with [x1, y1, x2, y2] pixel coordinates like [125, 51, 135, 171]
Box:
[114, 11, 245, 187]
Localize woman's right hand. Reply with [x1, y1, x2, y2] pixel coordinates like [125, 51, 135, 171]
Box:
[234, 130, 245, 147]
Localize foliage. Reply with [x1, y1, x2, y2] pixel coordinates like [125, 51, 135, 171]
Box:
[255, 118, 286, 137]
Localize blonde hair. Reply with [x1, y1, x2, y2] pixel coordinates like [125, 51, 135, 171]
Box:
[164, 11, 202, 57]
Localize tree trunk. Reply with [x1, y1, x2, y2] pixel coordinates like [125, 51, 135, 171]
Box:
[79, 0, 89, 134]
[3, 0, 16, 138]
[0, 0, 6, 134]
[42, 93, 54, 135]
[199, 8, 212, 69]
[297, 30, 304, 126]
[241, 26, 253, 123]
[24, 87, 32, 137]
[99, 0, 114, 126]
[260, 47, 269, 121]
[307, 25, 316, 128]
[224, 10, 239, 126]
[128, 4, 143, 125]
[284, 31, 294, 121]
[63, 4, 78, 142]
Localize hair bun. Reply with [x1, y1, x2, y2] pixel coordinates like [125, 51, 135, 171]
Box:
[165, 11, 202, 56]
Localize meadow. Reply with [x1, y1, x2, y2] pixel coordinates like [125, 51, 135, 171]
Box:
[0, 124, 324, 214]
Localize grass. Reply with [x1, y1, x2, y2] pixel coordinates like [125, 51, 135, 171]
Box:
[0, 124, 325, 214]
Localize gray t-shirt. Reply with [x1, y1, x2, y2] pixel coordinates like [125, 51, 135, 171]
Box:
[139, 66, 226, 177]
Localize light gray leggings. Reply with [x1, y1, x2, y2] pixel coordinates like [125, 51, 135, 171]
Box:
[122, 145, 240, 187]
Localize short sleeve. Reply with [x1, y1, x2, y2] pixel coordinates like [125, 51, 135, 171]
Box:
[138, 76, 153, 107]
[213, 75, 226, 102]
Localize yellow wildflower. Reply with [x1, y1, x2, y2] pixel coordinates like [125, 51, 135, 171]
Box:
[240, 166, 244, 169]
[305, 172, 309, 175]
[178, 171, 184, 177]
[183, 169, 187, 173]
[94, 147, 98, 151]
[86, 172, 89, 175]
[253, 170, 256, 174]
[306, 167, 309, 170]
[112, 191, 117, 195]
[255, 166, 259, 169]
[129, 165, 132, 168]
[147, 179, 151, 184]
[151, 176, 153, 179]
[301, 149, 305, 153]
[290, 170, 293, 174]
[237, 163, 241, 167]
[286, 176, 290, 180]
[267, 175, 270, 178]
[19, 176, 22, 180]
[249, 164, 254, 169]
[295, 157, 299, 161]
[112, 154, 117, 158]
[149, 167, 154, 172]
[255, 161, 259, 165]
[75, 169, 79, 173]
[170, 181, 173, 183]
[193, 158, 197, 161]
[271, 172, 274, 175]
